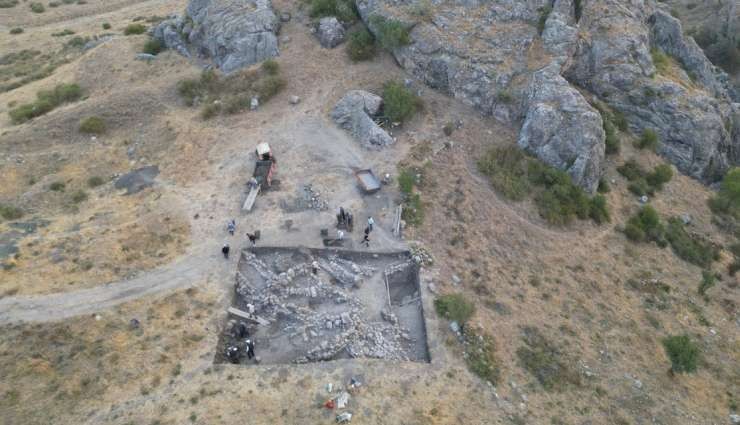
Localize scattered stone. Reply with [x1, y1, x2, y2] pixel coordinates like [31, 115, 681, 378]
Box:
[280, 11, 291, 22]
[135, 53, 157, 61]
[316, 17, 345, 48]
[449, 321, 460, 334]
[289, 95, 301, 105]
[639, 195, 649, 204]
[114, 165, 159, 195]
[680, 213, 692, 225]
[335, 391, 350, 409]
[129, 318, 141, 330]
[250, 96, 260, 110]
[336, 412, 352, 423]
[730, 414, 740, 425]
[451, 274, 461, 285]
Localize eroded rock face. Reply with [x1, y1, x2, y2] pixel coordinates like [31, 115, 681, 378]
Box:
[316, 17, 346, 48]
[153, 0, 279, 73]
[331, 90, 394, 149]
[519, 65, 605, 193]
[566, 1, 737, 183]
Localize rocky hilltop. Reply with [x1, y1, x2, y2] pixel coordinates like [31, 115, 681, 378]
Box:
[356, 0, 740, 192]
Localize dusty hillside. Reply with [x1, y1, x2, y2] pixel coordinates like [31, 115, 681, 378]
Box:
[0, 0, 738, 424]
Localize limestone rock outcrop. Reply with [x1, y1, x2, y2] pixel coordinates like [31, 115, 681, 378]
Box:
[331, 90, 394, 149]
[153, 0, 280, 73]
[316, 17, 346, 48]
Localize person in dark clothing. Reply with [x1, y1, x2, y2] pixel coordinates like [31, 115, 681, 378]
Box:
[227, 219, 236, 235]
[362, 233, 370, 247]
[247, 233, 257, 246]
[245, 339, 255, 359]
[226, 345, 240, 364]
[222, 244, 230, 259]
[235, 322, 248, 339]
[346, 213, 353, 231]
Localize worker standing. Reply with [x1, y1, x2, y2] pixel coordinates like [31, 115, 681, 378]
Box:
[337, 230, 344, 240]
[222, 243, 230, 259]
[245, 339, 256, 360]
[247, 233, 257, 246]
[367, 216, 374, 232]
[227, 219, 236, 235]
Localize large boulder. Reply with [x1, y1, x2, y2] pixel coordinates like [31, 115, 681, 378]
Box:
[331, 91, 394, 149]
[316, 17, 346, 48]
[565, 0, 738, 183]
[153, 0, 279, 73]
[519, 65, 605, 193]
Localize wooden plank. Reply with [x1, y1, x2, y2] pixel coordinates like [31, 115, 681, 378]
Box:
[227, 307, 269, 325]
[242, 184, 260, 212]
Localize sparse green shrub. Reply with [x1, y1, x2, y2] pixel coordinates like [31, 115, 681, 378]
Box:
[0, 0, 19, 8]
[617, 159, 644, 181]
[662, 334, 700, 373]
[87, 176, 104, 187]
[347, 28, 376, 62]
[10, 27, 24, 34]
[651, 48, 670, 74]
[29, 2, 45, 13]
[200, 102, 221, 120]
[708, 167, 740, 219]
[517, 327, 581, 391]
[589, 195, 610, 224]
[142, 38, 162, 55]
[636, 128, 659, 150]
[619, 160, 672, 197]
[102, 22, 111, 30]
[49, 181, 66, 192]
[625, 205, 665, 245]
[478, 146, 608, 225]
[646, 164, 673, 191]
[51, 29, 75, 37]
[370, 15, 411, 51]
[49, 1, 61, 7]
[382, 80, 421, 124]
[402, 193, 424, 225]
[602, 115, 620, 155]
[177, 70, 218, 106]
[71, 190, 88, 203]
[261, 59, 279, 76]
[537, 5, 552, 35]
[698, 270, 715, 297]
[309, 0, 357, 23]
[9, 83, 82, 124]
[496, 90, 513, 103]
[612, 109, 628, 132]
[597, 178, 610, 194]
[463, 328, 500, 384]
[398, 168, 415, 195]
[256, 75, 286, 100]
[65, 36, 88, 48]
[0, 204, 23, 221]
[434, 293, 475, 324]
[79, 116, 106, 134]
[692, 26, 740, 74]
[665, 218, 718, 267]
[124, 24, 147, 35]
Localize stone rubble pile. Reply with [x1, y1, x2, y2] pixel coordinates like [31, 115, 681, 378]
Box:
[235, 252, 417, 363]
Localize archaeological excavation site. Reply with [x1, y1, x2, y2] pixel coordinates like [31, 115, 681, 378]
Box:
[216, 247, 429, 365]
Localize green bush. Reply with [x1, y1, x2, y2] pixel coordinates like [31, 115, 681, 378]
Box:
[49, 1, 60, 7]
[597, 177, 610, 193]
[517, 327, 581, 391]
[51, 29, 75, 37]
[589, 195, 610, 224]
[603, 116, 620, 155]
[71, 190, 88, 203]
[612, 109, 628, 132]
[398, 168, 415, 195]
[0, 0, 19, 8]
[102, 22, 111, 30]
[0, 204, 23, 221]
[65, 36, 89, 48]
[309, 0, 357, 22]
[79, 116, 106, 134]
[142, 38, 162, 55]
[646, 164, 673, 191]
[662, 335, 700, 373]
[347, 28, 376, 62]
[87, 176, 105, 187]
[537, 5, 552, 35]
[402, 192, 424, 225]
[619, 160, 672, 196]
[665, 218, 718, 267]
[382, 81, 421, 124]
[617, 159, 643, 181]
[49, 181, 66, 192]
[9, 83, 82, 124]
[651, 48, 670, 74]
[463, 328, 500, 384]
[625, 205, 665, 245]
[370, 15, 411, 50]
[477, 146, 530, 201]
[256, 75, 286, 100]
[693, 26, 740, 74]
[261, 59, 279, 76]
[534, 183, 590, 225]
[496, 90, 513, 103]
[124, 24, 147, 35]
[708, 167, 740, 218]
[434, 293, 475, 324]
[698, 270, 715, 297]
[636, 128, 659, 150]
[10, 27, 24, 34]
[200, 102, 221, 120]
[29, 2, 45, 13]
